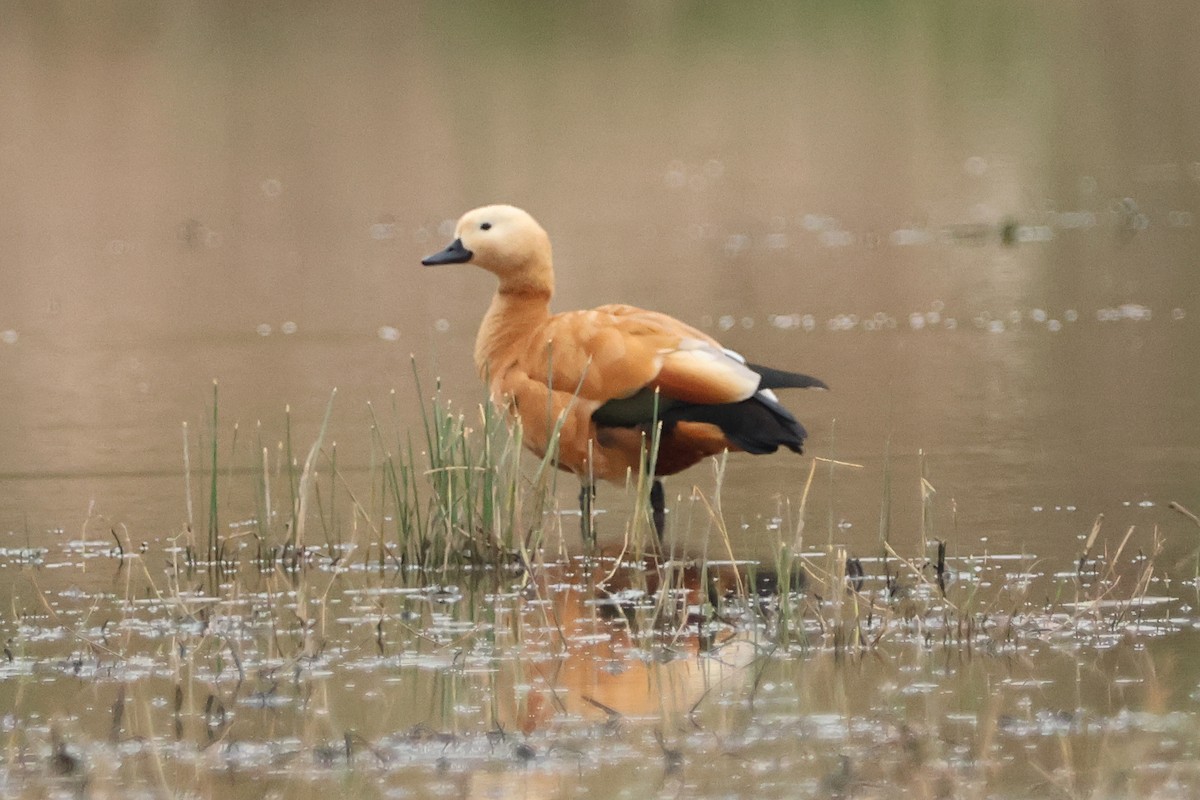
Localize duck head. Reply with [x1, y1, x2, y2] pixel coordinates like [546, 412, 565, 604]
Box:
[422, 204, 554, 295]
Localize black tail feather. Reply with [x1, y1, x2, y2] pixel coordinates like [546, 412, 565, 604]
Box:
[746, 363, 828, 391]
[662, 394, 807, 455]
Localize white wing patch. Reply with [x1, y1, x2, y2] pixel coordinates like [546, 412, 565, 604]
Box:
[654, 339, 761, 403]
[721, 347, 748, 364]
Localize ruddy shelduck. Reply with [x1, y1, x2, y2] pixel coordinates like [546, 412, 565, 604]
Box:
[422, 205, 826, 542]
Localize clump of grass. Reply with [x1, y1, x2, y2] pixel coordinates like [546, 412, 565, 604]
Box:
[179, 365, 565, 579]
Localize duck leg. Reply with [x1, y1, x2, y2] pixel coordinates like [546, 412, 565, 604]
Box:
[579, 483, 596, 548]
[650, 479, 665, 541]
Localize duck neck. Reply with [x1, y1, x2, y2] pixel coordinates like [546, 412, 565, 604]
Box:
[473, 284, 552, 379]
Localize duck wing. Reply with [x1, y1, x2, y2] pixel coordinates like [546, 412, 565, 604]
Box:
[527, 305, 762, 407]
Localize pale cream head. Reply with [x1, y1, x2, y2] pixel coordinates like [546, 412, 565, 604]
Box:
[423, 204, 554, 295]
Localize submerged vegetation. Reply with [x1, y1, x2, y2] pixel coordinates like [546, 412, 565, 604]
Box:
[1, 374, 1198, 799]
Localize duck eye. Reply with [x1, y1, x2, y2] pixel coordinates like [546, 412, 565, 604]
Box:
[480, 222, 492, 231]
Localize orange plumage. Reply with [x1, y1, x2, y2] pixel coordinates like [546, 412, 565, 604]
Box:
[422, 205, 826, 536]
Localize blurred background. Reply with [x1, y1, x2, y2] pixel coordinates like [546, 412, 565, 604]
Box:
[1, 1, 1198, 563]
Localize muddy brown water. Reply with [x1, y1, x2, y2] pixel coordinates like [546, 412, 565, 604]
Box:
[2, 2, 1199, 797]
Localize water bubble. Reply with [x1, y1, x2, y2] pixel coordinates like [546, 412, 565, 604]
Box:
[740, 317, 755, 329]
[987, 320, 1005, 334]
[724, 234, 749, 256]
[717, 315, 735, 332]
[1064, 309, 1079, 322]
[280, 321, 297, 335]
[828, 315, 857, 331]
[369, 222, 396, 240]
[925, 310, 941, 326]
[819, 229, 853, 247]
[434, 319, 450, 333]
[1172, 308, 1186, 321]
[764, 233, 789, 250]
[1, 330, 17, 345]
[260, 178, 282, 198]
[1113, 197, 1139, 216]
[664, 161, 687, 189]
[1138, 500, 1155, 508]
[1017, 225, 1054, 242]
[944, 318, 957, 330]
[889, 228, 932, 246]
[801, 314, 816, 332]
[105, 239, 128, 256]
[437, 218, 456, 238]
[377, 326, 400, 341]
[256, 323, 272, 336]
[1031, 308, 1048, 323]
[802, 214, 829, 232]
[1047, 319, 1062, 332]
[1066, 505, 1077, 512]
[930, 300, 945, 312]
[1120, 304, 1151, 321]
[1168, 210, 1194, 227]
[1032, 506, 1043, 512]
[908, 312, 926, 331]
[964, 156, 988, 176]
[1008, 309, 1022, 324]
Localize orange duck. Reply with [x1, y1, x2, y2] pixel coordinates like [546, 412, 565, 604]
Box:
[422, 205, 826, 542]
